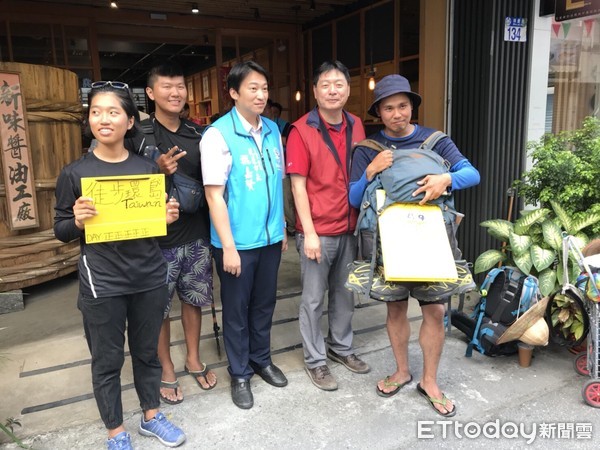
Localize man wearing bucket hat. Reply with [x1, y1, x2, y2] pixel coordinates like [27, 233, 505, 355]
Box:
[348, 74, 480, 416]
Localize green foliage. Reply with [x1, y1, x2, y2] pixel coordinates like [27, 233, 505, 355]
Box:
[478, 118, 600, 346]
[541, 219, 562, 251]
[0, 418, 29, 449]
[550, 293, 586, 341]
[473, 249, 506, 274]
[538, 268, 557, 298]
[514, 208, 549, 234]
[530, 245, 554, 272]
[3, 417, 21, 433]
[550, 201, 572, 233]
[474, 202, 600, 297]
[513, 116, 600, 234]
[480, 219, 513, 241]
[475, 201, 600, 343]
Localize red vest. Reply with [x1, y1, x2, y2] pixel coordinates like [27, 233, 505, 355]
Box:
[290, 108, 365, 235]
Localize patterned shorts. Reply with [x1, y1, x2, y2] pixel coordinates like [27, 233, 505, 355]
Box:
[162, 237, 213, 317]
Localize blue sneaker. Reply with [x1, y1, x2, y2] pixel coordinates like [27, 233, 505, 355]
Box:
[139, 412, 186, 448]
[107, 431, 133, 450]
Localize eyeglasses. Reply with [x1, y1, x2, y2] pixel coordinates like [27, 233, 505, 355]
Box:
[91, 81, 129, 90]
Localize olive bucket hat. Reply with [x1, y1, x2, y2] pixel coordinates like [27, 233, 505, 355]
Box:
[368, 74, 422, 117]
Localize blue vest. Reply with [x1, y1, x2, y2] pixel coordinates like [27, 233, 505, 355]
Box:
[209, 109, 284, 250]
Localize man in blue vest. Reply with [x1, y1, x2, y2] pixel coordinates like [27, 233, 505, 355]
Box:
[265, 99, 291, 139]
[201, 61, 288, 410]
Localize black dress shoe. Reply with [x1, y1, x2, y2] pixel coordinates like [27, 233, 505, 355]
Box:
[252, 363, 288, 387]
[230, 378, 253, 409]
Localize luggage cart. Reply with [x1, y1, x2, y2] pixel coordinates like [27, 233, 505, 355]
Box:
[575, 301, 600, 407]
[559, 234, 600, 408]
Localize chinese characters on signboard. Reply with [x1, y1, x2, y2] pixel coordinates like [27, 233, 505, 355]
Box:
[556, 0, 600, 22]
[0, 72, 39, 230]
[219, 66, 232, 111]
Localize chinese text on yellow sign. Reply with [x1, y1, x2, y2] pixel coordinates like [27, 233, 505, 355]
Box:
[81, 174, 166, 244]
[376, 190, 458, 282]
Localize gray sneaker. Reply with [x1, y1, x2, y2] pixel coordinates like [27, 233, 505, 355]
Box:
[327, 349, 371, 374]
[305, 365, 338, 391]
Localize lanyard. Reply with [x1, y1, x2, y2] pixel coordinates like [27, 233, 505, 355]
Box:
[317, 112, 353, 178]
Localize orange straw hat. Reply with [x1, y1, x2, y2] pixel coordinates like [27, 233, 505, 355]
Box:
[496, 296, 550, 346]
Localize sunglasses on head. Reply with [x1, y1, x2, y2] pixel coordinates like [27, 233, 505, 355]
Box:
[91, 81, 129, 90]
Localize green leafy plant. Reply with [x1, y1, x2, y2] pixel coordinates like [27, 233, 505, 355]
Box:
[549, 293, 586, 342]
[0, 417, 29, 449]
[474, 200, 600, 295]
[0, 354, 29, 449]
[513, 116, 600, 234]
[476, 118, 600, 345]
[474, 200, 600, 343]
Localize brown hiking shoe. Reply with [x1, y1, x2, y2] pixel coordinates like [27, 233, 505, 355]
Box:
[327, 349, 371, 374]
[305, 365, 338, 391]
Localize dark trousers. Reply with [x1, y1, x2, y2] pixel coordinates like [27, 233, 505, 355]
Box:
[213, 243, 282, 379]
[78, 286, 167, 429]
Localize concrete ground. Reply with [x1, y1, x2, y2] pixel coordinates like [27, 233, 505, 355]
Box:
[1, 236, 599, 449]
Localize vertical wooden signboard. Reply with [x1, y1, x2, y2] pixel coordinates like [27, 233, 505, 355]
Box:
[0, 71, 39, 230]
[219, 66, 232, 111]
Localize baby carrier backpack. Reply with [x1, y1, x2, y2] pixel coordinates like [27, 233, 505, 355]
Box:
[451, 266, 541, 356]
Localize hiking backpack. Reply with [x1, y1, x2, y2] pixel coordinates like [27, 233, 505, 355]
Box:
[451, 266, 541, 357]
[352, 131, 457, 302]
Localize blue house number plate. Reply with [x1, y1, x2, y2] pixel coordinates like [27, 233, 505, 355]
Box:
[504, 17, 527, 42]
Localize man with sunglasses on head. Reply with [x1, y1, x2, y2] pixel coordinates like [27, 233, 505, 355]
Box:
[126, 61, 217, 406]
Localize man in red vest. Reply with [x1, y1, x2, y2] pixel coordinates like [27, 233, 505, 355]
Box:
[286, 60, 369, 391]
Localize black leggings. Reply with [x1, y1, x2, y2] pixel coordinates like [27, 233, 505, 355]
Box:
[78, 286, 168, 429]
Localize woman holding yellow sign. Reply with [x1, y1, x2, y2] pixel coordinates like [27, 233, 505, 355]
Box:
[54, 82, 185, 450]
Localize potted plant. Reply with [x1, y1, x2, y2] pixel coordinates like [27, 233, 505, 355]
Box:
[514, 116, 600, 235]
[474, 201, 599, 345]
[474, 117, 600, 345]
[475, 201, 600, 291]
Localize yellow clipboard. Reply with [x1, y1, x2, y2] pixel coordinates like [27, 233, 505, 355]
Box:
[377, 190, 458, 282]
[81, 174, 167, 244]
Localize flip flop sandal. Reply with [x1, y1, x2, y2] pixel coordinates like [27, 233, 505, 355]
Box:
[185, 363, 217, 390]
[160, 380, 183, 405]
[416, 383, 456, 417]
[376, 374, 413, 398]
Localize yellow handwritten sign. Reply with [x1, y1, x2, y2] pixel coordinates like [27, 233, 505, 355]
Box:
[81, 174, 166, 244]
[377, 190, 458, 282]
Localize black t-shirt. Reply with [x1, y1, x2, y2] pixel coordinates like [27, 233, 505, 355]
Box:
[126, 116, 210, 248]
[54, 151, 167, 298]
